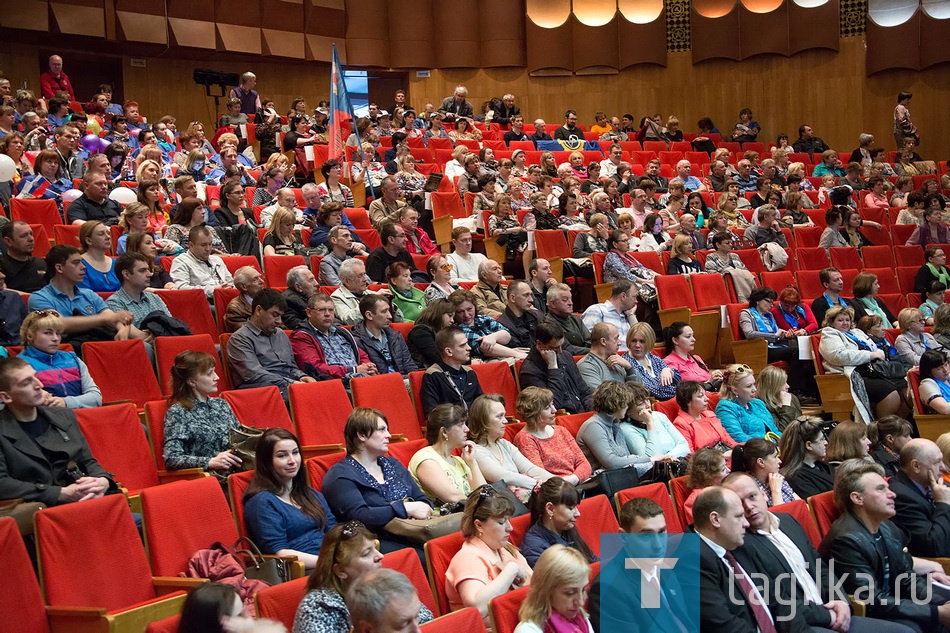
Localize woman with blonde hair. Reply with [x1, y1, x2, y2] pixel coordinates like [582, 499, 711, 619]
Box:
[787, 162, 815, 190]
[716, 190, 750, 228]
[262, 207, 303, 257]
[446, 484, 532, 623]
[623, 323, 680, 401]
[667, 234, 702, 275]
[135, 158, 162, 183]
[181, 149, 208, 183]
[17, 309, 102, 409]
[514, 545, 591, 633]
[715, 364, 780, 443]
[513, 387, 591, 486]
[756, 365, 802, 432]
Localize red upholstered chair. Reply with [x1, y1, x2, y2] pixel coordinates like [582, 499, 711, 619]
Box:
[35, 495, 190, 631]
[351, 372, 422, 440]
[219, 255, 261, 276]
[222, 386, 296, 432]
[615, 482, 683, 533]
[668, 475, 692, 529]
[861, 245, 896, 269]
[489, 585, 529, 633]
[140, 476, 243, 577]
[807, 490, 841, 534]
[796, 247, 831, 270]
[383, 547, 439, 615]
[306, 451, 347, 491]
[423, 607, 487, 633]
[424, 530, 467, 615]
[760, 271, 796, 292]
[387, 437, 428, 469]
[691, 273, 731, 310]
[227, 470, 255, 536]
[255, 577, 309, 630]
[773, 499, 823, 549]
[894, 244, 924, 266]
[796, 270, 825, 301]
[431, 192, 467, 220]
[154, 333, 227, 395]
[655, 274, 698, 311]
[794, 226, 824, 248]
[83, 338, 163, 409]
[471, 362, 519, 417]
[154, 289, 219, 337]
[830, 247, 863, 270]
[289, 381, 350, 456]
[509, 512, 532, 547]
[75, 402, 161, 496]
[10, 198, 62, 235]
[146, 614, 180, 633]
[213, 286, 242, 333]
[264, 255, 306, 289]
[575, 494, 619, 558]
[555, 412, 590, 438]
[0, 517, 51, 633]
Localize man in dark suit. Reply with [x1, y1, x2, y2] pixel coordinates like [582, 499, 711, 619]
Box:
[889, 438, 950, 557]
[0, 357, 117, 507]
[588, 497, 696, 633]
[819, 459, 950, 633]
[724, 472, 913, 633]
[695, 486, 812, 633]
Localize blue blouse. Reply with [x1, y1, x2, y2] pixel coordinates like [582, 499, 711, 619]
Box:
[244, 489, 337, 556]
[715, 398, 780, 443]
[78, 259, 120, 293]
[624, 352, 680, 401]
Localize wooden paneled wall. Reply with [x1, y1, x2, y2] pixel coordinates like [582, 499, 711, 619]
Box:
[2, 38, 947, 157]
[408, 39, 949, 158]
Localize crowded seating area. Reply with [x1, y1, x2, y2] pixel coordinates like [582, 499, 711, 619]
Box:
[4, 51, 950, 633]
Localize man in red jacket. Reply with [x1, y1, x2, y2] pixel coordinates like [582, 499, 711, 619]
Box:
[289, 293, 376, 382]
[40, 55, 76, 100]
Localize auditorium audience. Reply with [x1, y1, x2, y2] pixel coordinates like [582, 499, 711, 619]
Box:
[715, 363, 780, 443]
[869, 415, 914, 477]
[409, 403, 486, 506]
[512, 387, 591, 485]
[519, 321, 592, 414]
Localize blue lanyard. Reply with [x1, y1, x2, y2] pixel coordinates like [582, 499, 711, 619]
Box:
[749, 308, 777, 334]
[842, 331, 872, 351]
[823, 293, 847, 308]
[780, 306, 805, 329]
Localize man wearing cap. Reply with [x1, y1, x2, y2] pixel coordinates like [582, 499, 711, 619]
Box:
[376, 110, 393, 137]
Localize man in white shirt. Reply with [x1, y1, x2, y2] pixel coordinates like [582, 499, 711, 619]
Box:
[581, 279, 638, 351]
[600, 143, 624, 179]
[259, 187, 301, 228]
[446, 226, 486, 283]
[169, 226, 234, 299]
[331, 258, 371, 326]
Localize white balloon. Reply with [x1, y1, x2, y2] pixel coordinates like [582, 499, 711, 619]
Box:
[0, 154, 15, 181]
[61, 189, 83, 203]
[109, 187, 137, 204]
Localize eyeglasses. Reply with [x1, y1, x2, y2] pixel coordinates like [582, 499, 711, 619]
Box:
[439, 263, 454, 271]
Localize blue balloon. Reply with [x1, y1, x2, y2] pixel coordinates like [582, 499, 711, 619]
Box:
[80, 134, 100, 153]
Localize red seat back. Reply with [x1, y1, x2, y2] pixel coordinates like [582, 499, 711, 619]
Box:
[219, 255, 261, 276]
[470, 362, 519, 416]
[691, 273, 731, 310]
[227, 470, 255, 536]
[10, 198, 62, 235]
[36, 494, 157, 610]
[382, 547, 439, 615]
[614, 482, 683, 532]
[306, 451, 347, 491]
[555, 412, 590, 438]
[222, 386, 295, 432]
[575, 494, 619, 558]
[668, 475, 691, 528]
[75, 403, 160, 494]
[83, 339, 163, 408]
[154, 288, 219, 337]
[424, 530, 467, 615]
[0, 518, 51, 633]
[144, 399, 172, 469]
[140, 477, 240, 576]
[861, 245, 896, 269]
[534, 230, 571, 260]
[351, 373, 422, 440]
[263, 255, 306, 289]
[773, 499, 823, 550]
[655, 275, 698, 311]
[489, 585, 529, 633]
[796, 247, 831, 271]
[289, 381, 351, 452]
[807, 490, 841, 534]
[387, 437, 428, 469]
[894, 243, 924, 266]
[255, 577, 308, 630]
[213, 286, 242, 333]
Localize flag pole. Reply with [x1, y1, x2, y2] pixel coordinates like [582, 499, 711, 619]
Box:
[329, 44, 375, 202]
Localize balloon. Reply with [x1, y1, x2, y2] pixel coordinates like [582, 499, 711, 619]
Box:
[81, 134, 101, 153]
[61, 189, 83, 203]
[108, 187, 137, 205]
[0, 154, 14, 181]
[97, 138, 111, 152]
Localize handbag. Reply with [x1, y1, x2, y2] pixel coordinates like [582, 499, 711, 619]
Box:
[576, 467, 640, 499]
[233, 536, 291, 586]
[640, 458, 689, 485]
[228, 424, 264, 471]
[385, 512, 463, 544]
[858, 359, 909, 381]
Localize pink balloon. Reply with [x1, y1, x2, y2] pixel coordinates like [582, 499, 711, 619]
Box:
[61, 189, 83, 203]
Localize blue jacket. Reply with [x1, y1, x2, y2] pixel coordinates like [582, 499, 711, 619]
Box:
[715, 398, 779, 443]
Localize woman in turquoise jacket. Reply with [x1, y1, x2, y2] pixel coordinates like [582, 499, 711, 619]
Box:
[715, 364, 780, 443]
